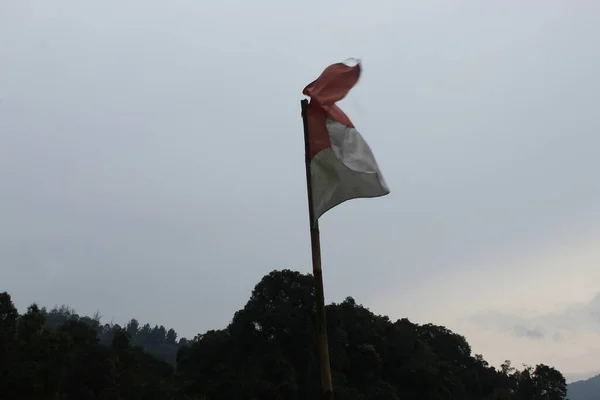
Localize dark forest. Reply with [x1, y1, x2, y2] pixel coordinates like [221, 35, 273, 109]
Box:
[0, 270, 567, 400]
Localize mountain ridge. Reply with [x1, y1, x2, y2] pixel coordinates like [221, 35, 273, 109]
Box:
[568, 373, 600, 400]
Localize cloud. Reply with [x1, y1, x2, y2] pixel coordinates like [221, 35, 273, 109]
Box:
[552, 333, 564, 342]
[469, 311, 547, 341]
[513, 325, 545, 340]
[470, 293, 600, 341]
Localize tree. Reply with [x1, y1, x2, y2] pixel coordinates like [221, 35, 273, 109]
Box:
[151, 325, 167, 344]
[0, 292, 18, 345]
[18, 303, 45, 340]
[0, 270, 569, 400]
[166, 328, 177, 345]
[531, 364, 567, 400]
[174, 270, 569, 400]
[0, 292, 18, 378]
[126, 318, 140, 337]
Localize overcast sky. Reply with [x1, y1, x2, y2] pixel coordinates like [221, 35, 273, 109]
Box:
[2, 0, 599, 381]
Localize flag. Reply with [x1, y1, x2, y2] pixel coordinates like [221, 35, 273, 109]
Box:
[303, 60, 390, 221]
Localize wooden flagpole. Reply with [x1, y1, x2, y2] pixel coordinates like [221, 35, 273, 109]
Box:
[301, 99, 334, 400]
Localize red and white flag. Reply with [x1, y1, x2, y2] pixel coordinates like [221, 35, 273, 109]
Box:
[303, 60, 389, 220]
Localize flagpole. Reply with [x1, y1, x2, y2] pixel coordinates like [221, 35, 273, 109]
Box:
[301, 99, 334, 400]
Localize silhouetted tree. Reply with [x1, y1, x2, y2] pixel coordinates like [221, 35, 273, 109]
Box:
[166, 328, 177, 344]
[0, 271, 569, 400]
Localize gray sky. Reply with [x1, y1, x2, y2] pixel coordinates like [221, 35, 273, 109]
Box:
[1, 0, 599, 380]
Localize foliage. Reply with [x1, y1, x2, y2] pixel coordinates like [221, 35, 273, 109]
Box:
[0, 270, 568, 399]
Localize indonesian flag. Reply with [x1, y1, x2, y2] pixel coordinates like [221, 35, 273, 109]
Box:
[303, 60, 390, 221]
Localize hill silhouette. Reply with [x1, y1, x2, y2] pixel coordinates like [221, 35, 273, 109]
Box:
[568, 373, 600, 400]
[0, 269, 568, 399]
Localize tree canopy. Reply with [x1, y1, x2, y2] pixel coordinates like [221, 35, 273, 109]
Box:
[0, 270, 568, 399]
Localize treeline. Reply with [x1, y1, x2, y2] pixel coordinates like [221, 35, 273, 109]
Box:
[42, 305, 186, 365]
[0, 270, 567, 399]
